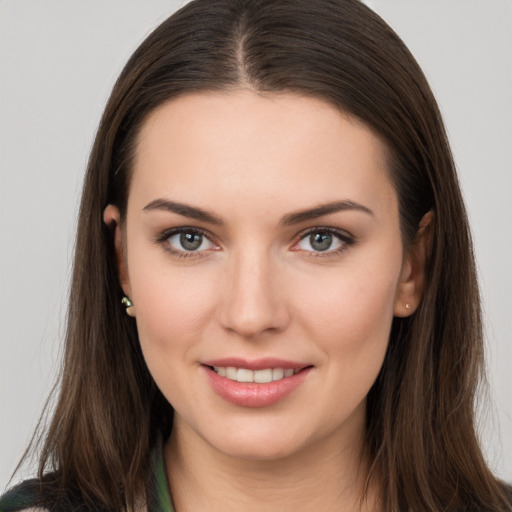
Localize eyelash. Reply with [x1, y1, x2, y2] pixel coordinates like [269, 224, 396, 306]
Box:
[155, 226, 355, 259]
[156, 227, 216, 259]
[293, 227, 355, 257]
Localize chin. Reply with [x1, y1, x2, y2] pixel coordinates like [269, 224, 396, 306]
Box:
[213, 434, 310, 462]
[197, 415, 337, 463]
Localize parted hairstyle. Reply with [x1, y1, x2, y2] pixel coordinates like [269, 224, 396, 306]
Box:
[18, 0, 509, 510]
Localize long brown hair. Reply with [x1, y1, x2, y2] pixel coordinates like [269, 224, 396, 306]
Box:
[22, 0, 509, 510]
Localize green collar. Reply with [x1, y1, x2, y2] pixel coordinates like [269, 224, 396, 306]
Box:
[147, 435, 175, 512]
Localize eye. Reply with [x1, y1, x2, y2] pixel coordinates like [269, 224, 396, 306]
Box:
[158, 227, 218, 256]
[169, 231, 209, 251]
[294, 228, 353, 254]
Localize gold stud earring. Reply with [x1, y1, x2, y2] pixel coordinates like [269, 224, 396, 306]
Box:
[121, 296, 135, 317]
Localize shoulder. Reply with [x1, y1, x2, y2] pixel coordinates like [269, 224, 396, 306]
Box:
[0, 478, 103, 512]
[0, 479, 47, 512]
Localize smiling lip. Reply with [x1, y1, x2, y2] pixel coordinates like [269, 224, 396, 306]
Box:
[202, 358, 312, 408]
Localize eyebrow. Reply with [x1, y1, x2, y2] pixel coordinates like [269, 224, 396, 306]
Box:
[143, 199, 223, 225]
[142, 198, 373, 226]
[280, 200, 374, 225]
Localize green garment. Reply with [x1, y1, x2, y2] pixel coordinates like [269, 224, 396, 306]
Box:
[0, 437, 175, 512]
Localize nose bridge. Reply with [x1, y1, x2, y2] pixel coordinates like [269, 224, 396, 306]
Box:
[219, 244, 288, 338]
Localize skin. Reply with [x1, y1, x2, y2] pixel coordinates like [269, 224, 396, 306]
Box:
[104, 90, 430, 511]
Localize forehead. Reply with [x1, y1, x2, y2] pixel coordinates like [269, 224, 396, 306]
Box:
[130, 90, 397, 219]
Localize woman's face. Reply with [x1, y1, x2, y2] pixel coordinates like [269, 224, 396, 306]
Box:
[113, 90, 420, 461]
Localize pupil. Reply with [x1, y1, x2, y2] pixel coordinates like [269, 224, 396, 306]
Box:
[310, 232, 332, 251]
[180, 232, 202, 251]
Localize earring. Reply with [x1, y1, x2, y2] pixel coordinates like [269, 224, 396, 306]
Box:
[121, 296, 135, 317]
[405, 303, 411, 310]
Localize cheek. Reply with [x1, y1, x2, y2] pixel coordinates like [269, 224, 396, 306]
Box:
[291, 251, 401, 375]
[128, 263, 224, 413]
[299, 269, 397, 426]
[128, 255, 219, 368]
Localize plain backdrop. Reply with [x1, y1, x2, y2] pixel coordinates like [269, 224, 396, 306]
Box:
[1, 0, 511, 490]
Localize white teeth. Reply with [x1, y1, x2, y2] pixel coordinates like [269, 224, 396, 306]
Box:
[272, 368, 284, 380]
[212, 366, 300, 383]
[226, 367, 237, 379]
[237, 368, 254, 383]
[254, 369, 273, 383]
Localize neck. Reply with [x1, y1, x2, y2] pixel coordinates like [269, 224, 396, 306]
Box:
[165, 418, 381, 512]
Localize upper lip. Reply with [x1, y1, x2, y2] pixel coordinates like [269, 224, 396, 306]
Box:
[202, 357, 311, 371]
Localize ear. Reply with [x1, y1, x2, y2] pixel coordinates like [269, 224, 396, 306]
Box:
[103, 204, 132, 299]
[394, 211, 434, 317]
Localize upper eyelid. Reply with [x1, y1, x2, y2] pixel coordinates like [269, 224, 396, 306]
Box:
[295, 226, 355, 242]
[157, 226, 215, 243]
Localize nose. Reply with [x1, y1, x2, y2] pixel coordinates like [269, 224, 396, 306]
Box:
[218, 249, 290, 339]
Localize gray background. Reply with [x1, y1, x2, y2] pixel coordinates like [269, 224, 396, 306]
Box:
[1, 0, 511, 490]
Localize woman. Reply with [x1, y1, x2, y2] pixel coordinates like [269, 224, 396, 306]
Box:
[1, 0, 510, 510]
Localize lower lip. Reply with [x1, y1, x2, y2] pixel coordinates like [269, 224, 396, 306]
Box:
[203, 366, 312, 408]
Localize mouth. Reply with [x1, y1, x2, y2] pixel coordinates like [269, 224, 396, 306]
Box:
[201, 359, 313, 407]
[208, 365, 303, 383]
